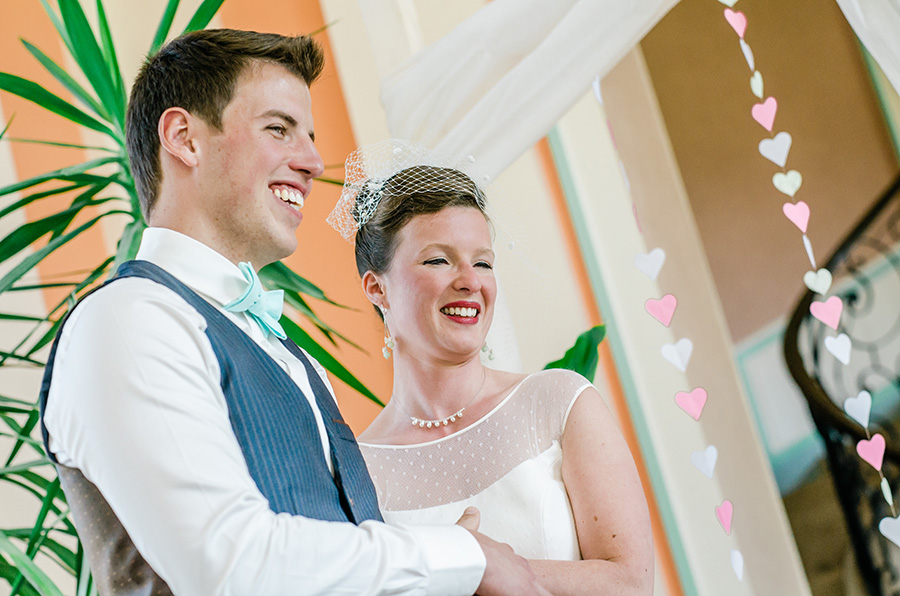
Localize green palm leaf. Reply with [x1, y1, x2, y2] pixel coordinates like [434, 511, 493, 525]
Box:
[0, 158, 118, 199]
[19, 40, 108, 121]
[0, 73, 115, 137]
[56, 0, 123, 130]
[151, 0, 182, 55]
[0, 531, 64, 596]
[183, 0, 228, 33]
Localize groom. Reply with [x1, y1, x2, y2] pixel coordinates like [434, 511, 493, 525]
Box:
[39, 29, 545, 596]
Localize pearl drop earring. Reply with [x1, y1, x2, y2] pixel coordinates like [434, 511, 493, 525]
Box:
[381, 307, 394, 359]
[482, 342, 495, 361]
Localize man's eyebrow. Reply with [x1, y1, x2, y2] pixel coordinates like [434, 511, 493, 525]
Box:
[261, 109, 297, 126]
[260, 110, 314, 141]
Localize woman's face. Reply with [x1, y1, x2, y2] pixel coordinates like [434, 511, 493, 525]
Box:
[378, 205, 496, 364]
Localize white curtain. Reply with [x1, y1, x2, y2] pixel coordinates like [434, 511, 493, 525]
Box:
[378, 0, 678, 184]
[836, 0, 900, 96]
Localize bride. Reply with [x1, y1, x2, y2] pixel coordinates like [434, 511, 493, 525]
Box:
[329, 141, 654, 595]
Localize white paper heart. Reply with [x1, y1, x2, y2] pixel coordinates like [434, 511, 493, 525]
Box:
[844, 390, 872, 428]
[691, 445, 718, 479]
[825, 333, 851, 365]
[803, 268, 832, 295]
[661, 338, 693, 372]
[880, 515, 900, 548]
[592, 76, 603, 104]
[739, 39, 754, 71]
[759, 132, 792, 167]
[634, 248, 666, 280]
[773, 170, 802, 197]
[750, 70, 763, 98]
[731, 549, 744, 581]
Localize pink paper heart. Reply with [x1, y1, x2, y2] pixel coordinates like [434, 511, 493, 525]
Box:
[724, 8, 747, 38]
[858, 434, 885, 471]
[751, 97, 777, 131]
[809, 296, 843, 330]
[782, 201, 810, 233]
[716, 499, 734, 534]
[645, 294, 677, 327]
[675, 388, 707, 421]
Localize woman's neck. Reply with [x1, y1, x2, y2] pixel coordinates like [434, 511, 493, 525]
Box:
[389, 354, 486, 423]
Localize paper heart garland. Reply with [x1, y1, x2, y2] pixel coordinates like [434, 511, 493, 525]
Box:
[661, 338, 693, 372]
[731, 550, 744, 581]
[718, 0, 739, 8]
[844, 391, 872, 428]
[739, 39, 755, 71]
[751, 97, 777, 131]
[716, 499, 734, 534]
[675, 387, 708, 421]
[803, 268, 832, 295]
[691, 445, 718, 479]
[724, 9, 748, 38]
[645, 294, 677, 327]
[858, 434, 886, 471]
[825, 333, 851, 365]
[634, 248, 666, 280]
[880, 516, 900, 548]
[782, 201, 810, 233]
[773, 170, 802, 197]
[759, 132, 792, 167]
[809, 296, 843, 330]
[750, 70, 763, 98]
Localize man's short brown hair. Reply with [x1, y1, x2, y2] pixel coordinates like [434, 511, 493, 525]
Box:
[125, 29, 325, 218]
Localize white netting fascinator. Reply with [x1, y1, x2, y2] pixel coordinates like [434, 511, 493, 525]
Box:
[327, 139, 486, 241]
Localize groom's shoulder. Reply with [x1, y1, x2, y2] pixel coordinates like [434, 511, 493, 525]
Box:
[63, 269, 207, 348]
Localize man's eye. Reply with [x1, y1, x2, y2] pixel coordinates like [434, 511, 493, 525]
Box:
[268, 125, 286, 136]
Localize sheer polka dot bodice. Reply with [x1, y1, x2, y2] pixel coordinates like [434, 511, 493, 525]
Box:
[359, 369, 591, 560]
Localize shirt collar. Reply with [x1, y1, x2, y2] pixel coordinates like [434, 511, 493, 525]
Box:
[135, 228, 252, 307]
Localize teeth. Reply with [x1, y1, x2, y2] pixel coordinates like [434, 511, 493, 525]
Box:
[272, 187, 304, 209]
[441, 306, 478, 317]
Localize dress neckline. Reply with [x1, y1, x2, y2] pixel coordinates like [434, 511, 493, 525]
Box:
[358, 372, 536, 450]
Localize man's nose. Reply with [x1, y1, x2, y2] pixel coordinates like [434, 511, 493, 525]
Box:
[291, 138, 325, 179]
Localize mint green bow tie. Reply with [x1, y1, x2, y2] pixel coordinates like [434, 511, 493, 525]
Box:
[224, 262, 287, 340]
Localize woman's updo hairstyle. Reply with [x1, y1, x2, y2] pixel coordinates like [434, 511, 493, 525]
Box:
[354, 165, 488, 277]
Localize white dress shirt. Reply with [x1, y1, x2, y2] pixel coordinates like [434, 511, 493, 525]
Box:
[43, 227, 485, 596]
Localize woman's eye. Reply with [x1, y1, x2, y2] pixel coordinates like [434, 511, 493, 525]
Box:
[424, 257, 449, 265]
[476, 261, 494, 270]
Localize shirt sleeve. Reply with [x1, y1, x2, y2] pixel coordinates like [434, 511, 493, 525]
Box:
[43, 278, 485, 596]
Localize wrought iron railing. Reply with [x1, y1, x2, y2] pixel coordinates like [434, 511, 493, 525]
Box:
[785, 173, 900, 595]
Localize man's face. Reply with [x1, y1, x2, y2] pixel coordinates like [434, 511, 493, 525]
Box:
[196, 62, 324, 267]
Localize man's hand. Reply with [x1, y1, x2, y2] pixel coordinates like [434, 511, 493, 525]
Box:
[456, 508, 551, 596]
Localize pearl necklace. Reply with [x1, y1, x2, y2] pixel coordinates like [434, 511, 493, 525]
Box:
[398, 369, 487, 429]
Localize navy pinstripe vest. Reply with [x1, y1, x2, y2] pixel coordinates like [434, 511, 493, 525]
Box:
[40, 259, 382, 525]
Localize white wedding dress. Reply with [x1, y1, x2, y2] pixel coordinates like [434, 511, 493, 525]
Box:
[358, 369, 591, 560]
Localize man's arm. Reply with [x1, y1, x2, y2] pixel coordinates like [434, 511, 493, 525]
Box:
[45, 278, 487, 595]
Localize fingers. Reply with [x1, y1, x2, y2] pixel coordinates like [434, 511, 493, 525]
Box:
[455, 506, 481, 532]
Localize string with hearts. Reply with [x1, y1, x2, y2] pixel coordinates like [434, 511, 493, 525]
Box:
[596, 18, 742, 579]
[719, 1, 900, 547]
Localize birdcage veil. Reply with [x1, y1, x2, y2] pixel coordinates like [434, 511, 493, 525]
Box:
[327, 139, 486, 241]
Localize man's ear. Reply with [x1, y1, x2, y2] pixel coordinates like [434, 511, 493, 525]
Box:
[361, 271, 387, 310]
[159, 107, 201, 168]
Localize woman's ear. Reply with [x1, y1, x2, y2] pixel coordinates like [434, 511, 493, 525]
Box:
[159, 107, 201, 168]
[362, 270, 387, 309]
